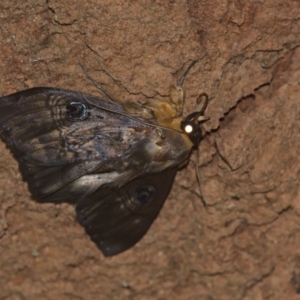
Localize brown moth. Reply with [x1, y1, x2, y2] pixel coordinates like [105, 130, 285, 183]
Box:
[0, 61, 208, 256]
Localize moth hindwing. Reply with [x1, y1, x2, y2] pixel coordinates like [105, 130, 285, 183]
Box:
[0, 61, 208, 256]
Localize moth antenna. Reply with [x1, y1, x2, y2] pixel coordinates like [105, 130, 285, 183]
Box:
[79, 63, 116, 103]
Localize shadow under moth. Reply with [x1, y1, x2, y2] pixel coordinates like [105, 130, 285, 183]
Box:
[0, 61, 209, 256]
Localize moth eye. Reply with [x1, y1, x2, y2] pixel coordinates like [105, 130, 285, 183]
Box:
[184, 124, 194, 134]
[66, 102, 88, 121]
[133, 186, 156, 203]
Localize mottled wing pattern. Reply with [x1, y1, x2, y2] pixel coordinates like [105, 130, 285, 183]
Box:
[76, 167, 177, 256]
[0, 88, 153, 203]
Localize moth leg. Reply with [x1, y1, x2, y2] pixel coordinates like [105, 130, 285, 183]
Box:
[169, 60, 198, 116]
[129, 61, 199, 123]
[79, 63, 116, 103]
[123, 101, 155, 119]
[80, 63, 165, 121]
[169, 84, 185, 116]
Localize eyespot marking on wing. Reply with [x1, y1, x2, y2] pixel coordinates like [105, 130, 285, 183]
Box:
[66, 102, 89, 121]
[133, 186, 156, 203]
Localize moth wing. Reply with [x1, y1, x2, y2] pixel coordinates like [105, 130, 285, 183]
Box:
[76, 168, 177, 256]
[0, 88, 148, 201]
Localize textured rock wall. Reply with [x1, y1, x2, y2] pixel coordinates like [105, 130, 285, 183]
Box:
[0, 1, 300, 299]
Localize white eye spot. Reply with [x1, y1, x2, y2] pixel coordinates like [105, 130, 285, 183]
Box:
[184, 124, 193, 133]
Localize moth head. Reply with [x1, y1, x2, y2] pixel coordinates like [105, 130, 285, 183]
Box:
[181, 92, 209, 146]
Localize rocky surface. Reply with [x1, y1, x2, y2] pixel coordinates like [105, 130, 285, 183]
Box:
[0, 1, 300, 299]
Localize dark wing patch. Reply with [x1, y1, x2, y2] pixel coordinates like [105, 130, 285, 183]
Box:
[76, 168, 177, 256]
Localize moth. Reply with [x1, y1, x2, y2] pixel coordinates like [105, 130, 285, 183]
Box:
[0, 61, 209, 256]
